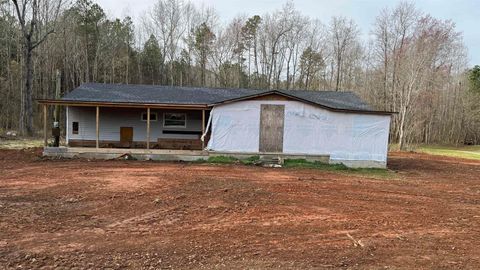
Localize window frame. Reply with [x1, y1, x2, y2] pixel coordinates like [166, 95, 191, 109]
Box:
[163, 112, 187, 128]
[141, 112, 158, 122]
[72, 121, 79, 135]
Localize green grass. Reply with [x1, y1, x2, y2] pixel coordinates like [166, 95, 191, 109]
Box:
[206, 156, 239, 164]
[202, 156, 394, 179]
[417, 145, 480, 160]
[0, 139, 43, 149]
[239, 155, 261, 165]
[283, 158, 350, 170]
[204, 155, 260, 165]
[283, 158, 395, 179]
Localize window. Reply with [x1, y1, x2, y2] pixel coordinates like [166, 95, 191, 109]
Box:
[164, 113, 186, 127]
[141, 112, 158, 121]
[72, 122, 79, 134]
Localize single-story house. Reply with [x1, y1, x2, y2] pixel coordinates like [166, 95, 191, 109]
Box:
[39, 83, 394, 168]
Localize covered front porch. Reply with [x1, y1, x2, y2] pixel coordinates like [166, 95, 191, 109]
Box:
[39, 100, 211, 151]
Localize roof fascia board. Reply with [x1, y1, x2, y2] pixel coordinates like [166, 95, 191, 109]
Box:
[37, 99, 210, 110]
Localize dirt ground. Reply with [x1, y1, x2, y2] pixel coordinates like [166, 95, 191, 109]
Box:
[1, 148, 479, 269]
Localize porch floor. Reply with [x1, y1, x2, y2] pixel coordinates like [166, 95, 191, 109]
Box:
[43, 147, 208, 161]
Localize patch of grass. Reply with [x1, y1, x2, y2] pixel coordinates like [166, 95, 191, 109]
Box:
[0, 138, 43, 149]
[240, 155, 260, 165]
[202, 156, 394, 178]
[207, 156, 239, 164]
[283, 158, 395, 179]
[192, 158, 208, 163]
[283, 158, 348, 170]
[417, 145, 480, 160]
[204, 155, 261, 165]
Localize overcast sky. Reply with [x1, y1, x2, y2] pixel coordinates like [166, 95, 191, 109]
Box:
[96, 0, 480, 66]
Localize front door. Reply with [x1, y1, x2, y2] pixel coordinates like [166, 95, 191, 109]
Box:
[259, 104, 285, 153]
[120, 127, 133, 148]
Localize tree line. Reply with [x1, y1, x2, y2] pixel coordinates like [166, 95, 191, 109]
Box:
[0, 0, 479, 148]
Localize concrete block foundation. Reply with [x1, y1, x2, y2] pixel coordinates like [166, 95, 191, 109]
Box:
[43, 147, 385, 168]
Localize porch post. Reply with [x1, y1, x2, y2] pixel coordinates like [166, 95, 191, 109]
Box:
[146, 107, 151, 149]
[96, 106, 100, 149]
[43, 104, 48, 147]
[201, 109, 205, 149]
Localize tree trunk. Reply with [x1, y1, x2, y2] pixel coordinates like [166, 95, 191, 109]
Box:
[335, 55, 341, 91]
[286, 48, 293, 90]
[398, 105, 407, 150]
[170, 59, 174, 86]
[254, 36, 259, 77]
[20, 44, 34, 136]
[126, 45, 130, 84]
[383, 51, 388, 111]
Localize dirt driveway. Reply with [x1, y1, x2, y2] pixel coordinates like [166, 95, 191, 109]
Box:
[1, 148, 479, 269]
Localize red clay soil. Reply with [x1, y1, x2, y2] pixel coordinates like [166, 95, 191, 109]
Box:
[0, 148, 479, 269]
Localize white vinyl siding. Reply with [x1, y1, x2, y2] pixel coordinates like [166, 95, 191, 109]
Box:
[67, 107, 202, 142]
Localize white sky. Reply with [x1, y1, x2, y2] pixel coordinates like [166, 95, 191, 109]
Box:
[96, 0, 480, 66]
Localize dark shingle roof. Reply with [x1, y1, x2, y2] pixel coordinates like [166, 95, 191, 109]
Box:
[279, 89, 372, 111]
[62, 83, 379, 112]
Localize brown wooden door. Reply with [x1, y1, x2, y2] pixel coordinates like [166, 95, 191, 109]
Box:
[120, 127, 133, 148]
[259, 104, 285, 153]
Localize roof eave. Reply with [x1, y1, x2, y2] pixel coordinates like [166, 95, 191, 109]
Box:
[37, 99, 211, 109]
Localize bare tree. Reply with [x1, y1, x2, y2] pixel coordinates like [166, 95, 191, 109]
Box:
[149, 0, 189, 85]
[11, 0, 62, 135]
[258, 2, 296, 89]
[329, 16, 359, 91]
[372, 7, 391, 110]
